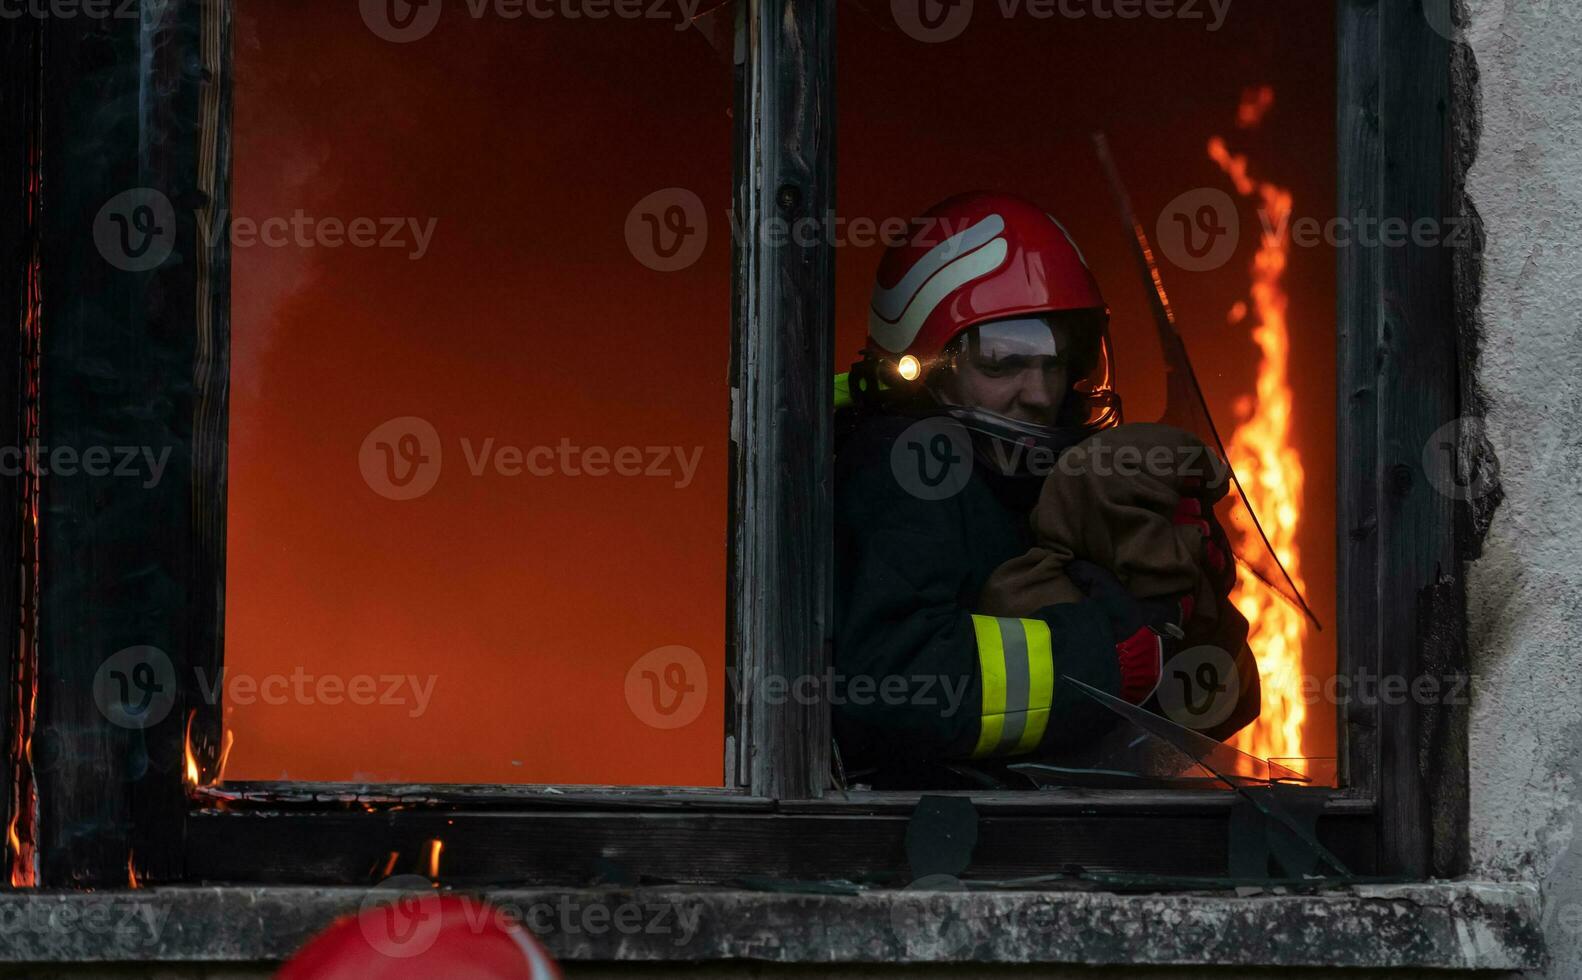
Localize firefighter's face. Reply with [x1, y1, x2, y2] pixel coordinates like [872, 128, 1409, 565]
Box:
[939, 317, 1074, 426]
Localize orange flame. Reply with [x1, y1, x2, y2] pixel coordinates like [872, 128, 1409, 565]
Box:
[426, 838, 443, 879]
[215, 729, 236, 786]
[182, 716, 238, 790]
[6, 819, 25, 886]
[1237, 85, 1276, 129]
[128, 850, 140, 889]
[1209, 114, 1309, 764]
[183, 711, 201, 787]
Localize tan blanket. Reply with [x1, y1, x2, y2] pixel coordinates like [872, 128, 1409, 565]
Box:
[979, 423, 1231, 619]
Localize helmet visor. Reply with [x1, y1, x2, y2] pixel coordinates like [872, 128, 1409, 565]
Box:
[964, 316, 1064, 363]
[951, 313, 1119, 433]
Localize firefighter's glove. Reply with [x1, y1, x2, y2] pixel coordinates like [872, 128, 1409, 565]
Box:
[1066, 559, 1192, 705]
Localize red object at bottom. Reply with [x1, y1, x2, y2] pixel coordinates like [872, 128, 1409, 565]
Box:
[277, 894, 561, 980]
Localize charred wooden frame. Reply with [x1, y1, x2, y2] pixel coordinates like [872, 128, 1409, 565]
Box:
[0, 0, 40, 890]
[0, 0, 1463, 889]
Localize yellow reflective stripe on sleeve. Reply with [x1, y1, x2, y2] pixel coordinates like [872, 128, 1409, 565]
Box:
[970, 615, 1007, 758]
[1014, 618, 1055, 754]
[970, 615, 1056, 758]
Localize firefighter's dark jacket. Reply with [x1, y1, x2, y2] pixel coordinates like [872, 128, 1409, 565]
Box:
[834, 414, 1124, 774]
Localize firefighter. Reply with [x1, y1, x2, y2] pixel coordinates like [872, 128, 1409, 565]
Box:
[833, 191, 1241, 788]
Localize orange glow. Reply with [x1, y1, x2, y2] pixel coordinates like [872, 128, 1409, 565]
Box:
[381, 851, 400, 878]
[128, 851, 140, 889]
[1209, 119, 1309, 764]
[225, 1, 728, 786]
[426, 839, 443, 879]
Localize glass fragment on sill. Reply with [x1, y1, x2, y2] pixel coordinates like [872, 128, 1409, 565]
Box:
[1056, 677, 1351, 877]
[1050, 676, 1306, 786]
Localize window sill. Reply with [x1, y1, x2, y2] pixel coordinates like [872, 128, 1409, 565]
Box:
[0, 881, 1542, 970]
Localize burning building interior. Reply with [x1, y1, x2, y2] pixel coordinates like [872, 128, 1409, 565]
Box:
[222, 0, 1336, 788]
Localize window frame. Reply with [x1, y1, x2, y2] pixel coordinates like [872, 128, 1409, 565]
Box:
[1, 0, 1464, 889]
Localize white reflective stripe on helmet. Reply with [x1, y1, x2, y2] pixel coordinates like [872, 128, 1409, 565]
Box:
[868, 235, 1007, 354]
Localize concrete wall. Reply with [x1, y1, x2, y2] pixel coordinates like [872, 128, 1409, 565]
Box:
[1463, 0, 1582, 979]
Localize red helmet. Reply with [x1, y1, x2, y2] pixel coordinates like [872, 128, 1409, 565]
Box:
[277, 893, 562, 980]
[864, 191, 1120, 439]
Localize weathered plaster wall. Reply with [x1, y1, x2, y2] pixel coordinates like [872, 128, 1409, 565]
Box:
[1463, 0, 1582, 978]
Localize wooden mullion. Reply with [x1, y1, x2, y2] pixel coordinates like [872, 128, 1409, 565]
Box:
[34, 0, 219, 887]
[1334, 0, 1382, 806]
[1374, 0, 1457, 878]
[36, 3, 147, 888]
[185, 0, 233, 805]
[0, 9, 41, 887]
[730, 0, 835, 800]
